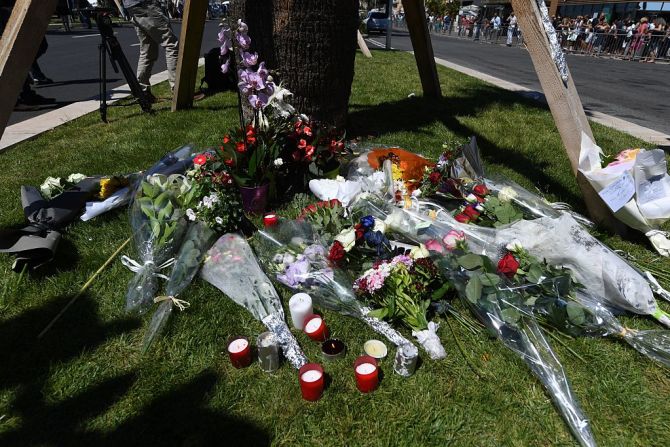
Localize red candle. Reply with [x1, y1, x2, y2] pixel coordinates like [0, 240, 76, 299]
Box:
[227, 337, 252, 369]
[303, 314, 329, 342]
[263, 213, 279, 228]
[354, 355, 379, 393]
[299, 363, 325, 401]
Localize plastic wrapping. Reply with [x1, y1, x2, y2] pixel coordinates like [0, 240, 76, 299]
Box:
[123, 173, 191, 314]
[200, 234, 307, 370]
[81, 145, 195, 221]
[142, 222, 218, 352]
[254, 220, 417, 351]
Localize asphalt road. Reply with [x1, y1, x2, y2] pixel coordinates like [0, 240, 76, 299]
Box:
[367, 30, 670, 136]
[8, 20, 222, 126]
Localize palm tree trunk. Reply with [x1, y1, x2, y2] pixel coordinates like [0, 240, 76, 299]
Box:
[232, 0, 360, 128]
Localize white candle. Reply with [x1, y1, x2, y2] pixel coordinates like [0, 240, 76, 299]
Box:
[227, 338, 249, 353]
[301, 369, 323, 383]
[289, 293, 313, 330]
[355, 362, 376, 375]
[304, 317, 322, 334]
[363, 339, 388, 359]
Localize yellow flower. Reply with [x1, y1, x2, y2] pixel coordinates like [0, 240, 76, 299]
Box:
[391, 163, 404, 181]
[98, 176, 129, 200]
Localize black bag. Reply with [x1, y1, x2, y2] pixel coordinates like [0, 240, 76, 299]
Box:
[200, 47, 234, 92]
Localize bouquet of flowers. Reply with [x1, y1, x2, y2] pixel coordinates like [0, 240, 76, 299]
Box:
[201, 234, 307, 369]
[141, 150, 246, 351]
[353, 251, 448, 359]
[122, 173, 190, 313]
[254, 219, 417, 351]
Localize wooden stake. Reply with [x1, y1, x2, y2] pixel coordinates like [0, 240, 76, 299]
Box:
[171, 0, 208, 111]
[510, 0, 624, 233]
[0, 0, 58, 140]
[357, 30, 372, 58]
[402, 0, 441, 98]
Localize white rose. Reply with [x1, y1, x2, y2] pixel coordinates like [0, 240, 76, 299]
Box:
[506, 240, 523, 252]
[410, 244, 430, 259]
[335, 228, 356, 252]
[273, 158, 284, 167]
[498, 186, 518, 203]
[465, 193, 478, 203]
[373, 219, 386, 234]
[215, 216, 224, 225]
[186, 208, 196, 221]
[40, 177, 62, 198]
[384, 210, 409, 233]
[66, 173, 86, 184]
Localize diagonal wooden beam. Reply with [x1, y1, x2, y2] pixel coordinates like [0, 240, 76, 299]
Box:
[172, 0, 208, 111]
[402, 0, 441, 98]
[0, 0, 58, 140]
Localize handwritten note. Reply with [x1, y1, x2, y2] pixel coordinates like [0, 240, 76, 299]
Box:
[598, 172, 635, 212]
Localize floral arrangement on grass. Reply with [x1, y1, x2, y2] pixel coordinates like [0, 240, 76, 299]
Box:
[182, 151, 244, 234]
[353, 248, 448, 358]
[327, 215, 392, 267]
[40, 173, 130, 201]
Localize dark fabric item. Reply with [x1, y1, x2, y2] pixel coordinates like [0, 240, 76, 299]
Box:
[0, 179, 97, 271]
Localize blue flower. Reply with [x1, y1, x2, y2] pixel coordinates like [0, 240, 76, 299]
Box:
[365, 230, 390, 255]
[360, 215, 375, 229]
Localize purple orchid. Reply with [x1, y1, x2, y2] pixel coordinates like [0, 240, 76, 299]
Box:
[249, 92, 269, 109]
[238, 68, 266, 95]
[217, 27, 230, 44]
[277, 257, 310, 287]
[221, 58, 230, 74]
[256, 61, 269, 79]
[235, 31, 251, 50]
[264, 81, 276, 97]
[241, 51, 258, 67]
[220, 43, 231, 56]
[237, 19, 248, 33]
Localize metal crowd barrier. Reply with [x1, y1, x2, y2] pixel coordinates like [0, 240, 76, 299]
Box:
[391, 18, 669, 62]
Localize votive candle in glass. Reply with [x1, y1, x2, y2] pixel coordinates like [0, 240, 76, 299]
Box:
[303, 314, 329, 342]
[227, 336, 252, 369]
[321, 338, 346, 361]
[263, 213, 279, 228]
[299, 363, 325, 401]
[354, 355, 379, 393]
[257, 331, 280, 372]
[363, 339, 388, 359]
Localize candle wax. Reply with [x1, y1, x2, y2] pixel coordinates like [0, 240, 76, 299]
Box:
[301, 370, 323, 383]
[289, 293, 313, 330]
[228, 338, 249, 353]
[364, 340, 387, 359]
[305, 317, 322, 333]
[355, 363, 377, 375]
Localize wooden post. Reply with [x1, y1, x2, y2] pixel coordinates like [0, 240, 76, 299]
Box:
[510, 0, 624, 232]
[357, 30, 372, 58]
[402, 0, 441, 98]
[0, 0, 58, 140]
[171, 0, 208, 111]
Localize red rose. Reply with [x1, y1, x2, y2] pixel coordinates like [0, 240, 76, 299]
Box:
[329, 198, 341, 207]
[354, 223, 365, 241]
[294, 120, 303, 130]
[497, 253, 520, 278]
[235, 141, 246, 153]
[193, 154, 207, 166]
[303, 126, 312, 136]
[224, 158, 234, 167]
[454, 213, 471, 223]
[476, 195, 486, 203]
[304, 145, 315, 160]
[223, 134, 231, 144]
[328, 241, 345, 264]
[429, 171, 442, 185]
[473, 184, 489, 196]
[462, 206, 480, 219]
[329, 140, 344, 152]
[298, 139, 307, 149]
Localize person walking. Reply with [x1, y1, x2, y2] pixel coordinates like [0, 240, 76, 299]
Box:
[121, 0, 179, 100]
[506, 12, 517, 46]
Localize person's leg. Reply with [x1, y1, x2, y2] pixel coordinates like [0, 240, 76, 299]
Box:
[142, 2, 179, 89]
[129, 9, 160, 93]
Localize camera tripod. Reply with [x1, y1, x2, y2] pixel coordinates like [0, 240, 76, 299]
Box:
[93, 10, 152, 122]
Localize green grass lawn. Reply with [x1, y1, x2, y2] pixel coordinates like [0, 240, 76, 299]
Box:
[1, 50, 669, 446]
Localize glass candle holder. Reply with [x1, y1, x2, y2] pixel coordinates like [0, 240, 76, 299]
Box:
[321, 338, 346, 361]
[227, 336, 252, 369]
[298, 363, 325, 401]
[393, 342, 419, 377]
[303, 314, 329, 342]
[354, 355, 379, 393]
[263, 213, 279, 227]
[363, 339, 388, 359]
[257, 331, 280, 372]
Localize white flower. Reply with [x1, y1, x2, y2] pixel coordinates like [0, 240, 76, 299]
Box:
[475, 204, 484, 212]
[498, 186, 518, 203]
[506, 240, 523, 252]
[282, 253, 296, 266]
[186, 208, 196, 221]
[215, 216, 224, 225]
[202, 196, 214, 209]
[335, 228, 356, 252]
[336, 175, 346, 183]
[66, 173, 86, 183]
[465, 193, 478, 203]
[410, 244, 430, 259]
[373, 219, 386, 234]
[40, 176, 62, 198]
[384, 210, 408, 232]
[273, 158, 284, 167]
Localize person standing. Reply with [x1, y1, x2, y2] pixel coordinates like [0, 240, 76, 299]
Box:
[506, 12, 517, 46]
[492, 12, 501, 41]
[121, 0, 179, 100]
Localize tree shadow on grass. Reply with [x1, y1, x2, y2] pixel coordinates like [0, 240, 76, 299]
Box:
[346, 92, 585, 210]
[0, 296, 270, 446]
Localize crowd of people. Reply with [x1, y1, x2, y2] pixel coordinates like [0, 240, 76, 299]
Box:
[399, 9, 670, 62]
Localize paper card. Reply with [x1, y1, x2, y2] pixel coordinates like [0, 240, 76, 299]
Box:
[598, 172, 635, 212]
